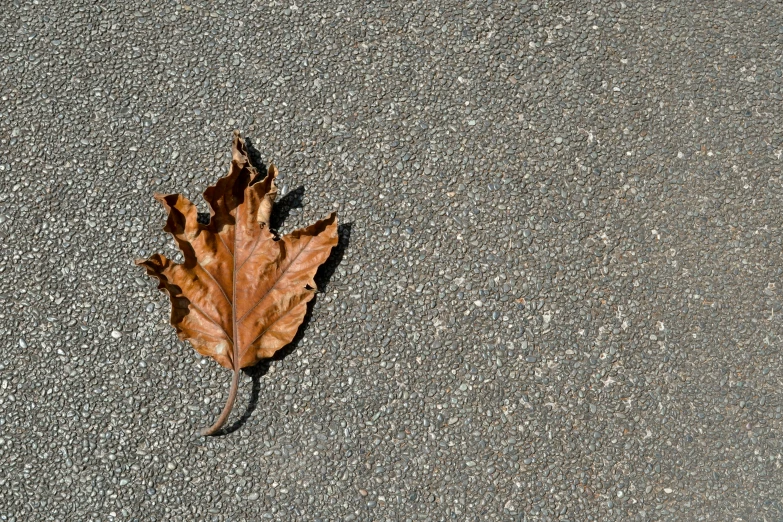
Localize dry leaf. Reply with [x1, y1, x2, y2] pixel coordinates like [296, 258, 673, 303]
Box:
[137, 131, 338, 435]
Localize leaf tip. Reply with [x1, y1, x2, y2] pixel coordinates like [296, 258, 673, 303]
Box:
[232, 130, 243, 147]
[153, 192, 181, 209]
[324, 211, 339, 231]
[232, 130, 244, 149]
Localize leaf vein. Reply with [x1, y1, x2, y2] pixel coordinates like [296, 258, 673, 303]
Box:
[196, 260, 231, 306]
[243, 293, 310, 350]
[236, 234, 315, 327]
[188, 301, 232, 344]
[235, 232, 265, 273]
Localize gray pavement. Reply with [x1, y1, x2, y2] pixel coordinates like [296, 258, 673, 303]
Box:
[1, 0, 783, 520]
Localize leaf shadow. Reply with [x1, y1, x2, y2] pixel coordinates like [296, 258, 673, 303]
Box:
[217, 222, 352, 436]
[243, 137, 268, 182]
[247, 136, 307, 234]
[315, 222, 351, 292]
[269, 186, 305, 233]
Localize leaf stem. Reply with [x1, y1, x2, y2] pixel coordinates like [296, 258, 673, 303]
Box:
[200, 367, 239, 436]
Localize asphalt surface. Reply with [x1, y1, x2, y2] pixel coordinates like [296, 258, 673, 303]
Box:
[2, 1, 783, 520]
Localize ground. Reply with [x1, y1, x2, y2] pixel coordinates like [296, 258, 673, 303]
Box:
[1, 1, 783, 520]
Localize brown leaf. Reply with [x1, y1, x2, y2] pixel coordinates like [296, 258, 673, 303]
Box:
[137, 131, 337, 435]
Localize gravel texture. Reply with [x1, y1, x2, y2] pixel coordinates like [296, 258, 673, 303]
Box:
[2, 1, 783, 520]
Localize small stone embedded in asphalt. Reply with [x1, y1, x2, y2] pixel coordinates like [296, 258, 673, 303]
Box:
[1, 1, 781, 520]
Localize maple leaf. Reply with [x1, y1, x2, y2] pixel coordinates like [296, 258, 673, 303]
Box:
[137, 131, 337, 435]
